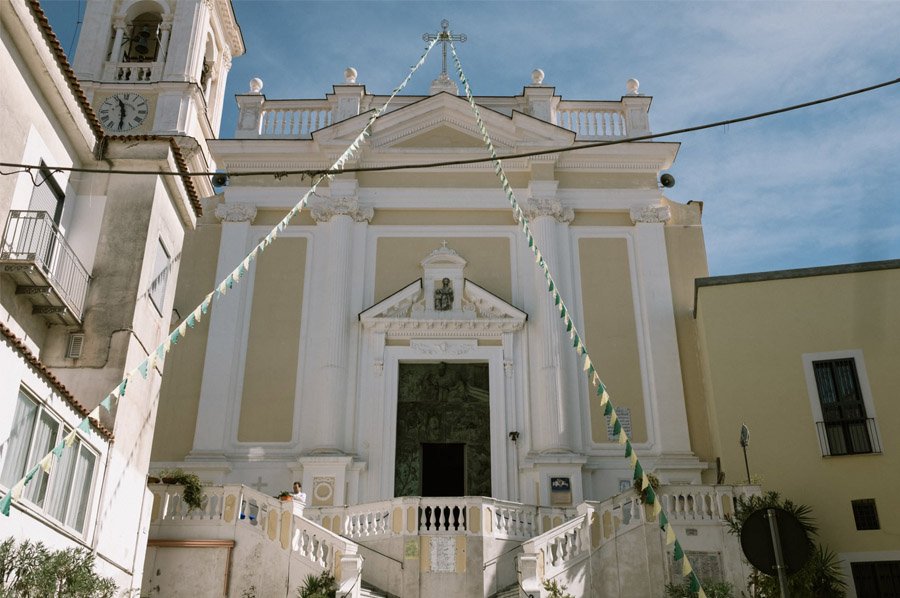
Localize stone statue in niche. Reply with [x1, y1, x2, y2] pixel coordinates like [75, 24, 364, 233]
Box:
[434, 277, 453, 311]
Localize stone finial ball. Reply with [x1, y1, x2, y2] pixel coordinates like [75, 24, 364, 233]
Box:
[344, 67, 358, 84]
[626, 78, 640, 95]
[531, 69, 545, 85]
[249, 77, 263, 93]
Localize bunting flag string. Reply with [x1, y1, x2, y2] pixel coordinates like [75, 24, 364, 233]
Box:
[449, 41, 707, 597]
[1, 36, 440, 518]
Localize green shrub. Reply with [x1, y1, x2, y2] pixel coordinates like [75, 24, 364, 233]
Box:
[0, 537, 117, 597]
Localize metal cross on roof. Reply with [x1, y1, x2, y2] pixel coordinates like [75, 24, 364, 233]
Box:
[423, 19, 467, 78]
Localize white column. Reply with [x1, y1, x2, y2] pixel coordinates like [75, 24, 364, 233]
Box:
[187, 203, 256, 460]
[629, 204, 693, 457]
[109, 17, 126, 64]
[524, 195, 575, 453]
[303, 189, 372, 452]
[157, 17, 172, 64]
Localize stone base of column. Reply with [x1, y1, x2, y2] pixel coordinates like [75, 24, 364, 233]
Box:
[647, 453, 706, 485]
[292, 455, 366, 507]
[520, 452, 587, 508]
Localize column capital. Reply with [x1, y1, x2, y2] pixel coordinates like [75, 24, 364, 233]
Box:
[630, 204, 671, 224]
[112, 16, 127, 29]
[310, 196, 373, 223]
[524, 197, 573, 224]
[214, 202, 257, 223]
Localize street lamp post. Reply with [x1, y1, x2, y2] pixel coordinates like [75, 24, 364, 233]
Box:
[740, 423, 751, 483]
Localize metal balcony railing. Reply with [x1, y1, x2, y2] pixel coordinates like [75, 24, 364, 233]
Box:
[816, 418, 882, 456]
[1, 210, 90, 323]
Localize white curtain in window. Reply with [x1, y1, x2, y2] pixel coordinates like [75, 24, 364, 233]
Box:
[24, 411, 58, 507]
[0, 392, 38, 486]
[45, 429, 77, 523]
[67, 448, 96, 532]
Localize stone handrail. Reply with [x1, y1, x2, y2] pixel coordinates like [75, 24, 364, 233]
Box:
[555, 101, 628, 138]
[306, 496, 576, 542]
[258, 99, 333, 137]
[659, 484, 760, 522]
[148, 484, 362, 597]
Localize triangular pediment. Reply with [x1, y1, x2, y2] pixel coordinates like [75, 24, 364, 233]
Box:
[391, 124, 487, 149]
[359, 278, 526, 338]
[312, 91, 576, 152]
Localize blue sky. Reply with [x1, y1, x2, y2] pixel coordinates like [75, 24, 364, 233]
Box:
[44, 1, 900, 275]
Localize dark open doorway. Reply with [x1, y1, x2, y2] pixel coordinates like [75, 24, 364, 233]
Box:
[421, 443, 465, 496]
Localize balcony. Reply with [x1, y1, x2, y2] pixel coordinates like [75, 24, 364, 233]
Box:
[1, 210, 90, 325]
[816, 418, 882, 456]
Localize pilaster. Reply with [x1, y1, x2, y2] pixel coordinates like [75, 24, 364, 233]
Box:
[629, 204, 701, 482]
[523, 188, 576, 455]
[187, 202, 257, 461]
[302, 184, 372, 453]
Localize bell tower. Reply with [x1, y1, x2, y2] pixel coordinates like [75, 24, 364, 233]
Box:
[72, 0, 244, 141]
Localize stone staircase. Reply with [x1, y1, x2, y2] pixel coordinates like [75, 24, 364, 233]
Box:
[144, 484, 759, 597]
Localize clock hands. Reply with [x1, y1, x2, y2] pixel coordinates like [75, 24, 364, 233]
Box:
[117, 97, 126, 131]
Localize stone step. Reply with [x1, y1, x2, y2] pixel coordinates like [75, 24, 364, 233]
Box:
[491, 584, 521, 598]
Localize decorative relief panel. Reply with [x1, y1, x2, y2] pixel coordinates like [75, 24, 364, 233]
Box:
[394, 363, 491, 498]
[311, 476, 335, 507]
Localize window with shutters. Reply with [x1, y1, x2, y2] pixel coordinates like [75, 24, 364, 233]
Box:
[803, 351, 882, 457]
[0, 388, 98, 534]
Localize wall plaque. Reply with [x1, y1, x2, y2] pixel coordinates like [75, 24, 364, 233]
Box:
[430, 536, 456, 573]
[550, 477, 572, 506]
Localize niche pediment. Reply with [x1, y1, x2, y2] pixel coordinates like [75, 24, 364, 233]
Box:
[359, 244, 526, 338]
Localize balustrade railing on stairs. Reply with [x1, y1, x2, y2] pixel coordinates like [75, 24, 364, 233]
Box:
[148, 483, 362, 597]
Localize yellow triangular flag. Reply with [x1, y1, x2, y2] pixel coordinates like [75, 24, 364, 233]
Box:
[593, 373, 601, 386]
[641, 473, 649, 490]
[666, 523, 676, 545]
[10, 479, 26, 500]
[618, 429, 628, 444]
[178, 321, 188, 337]
[64, 428, 78, 448]
[653, 499, 662, 516]
[698, 589, 707, 598]
[609, 410, 618, 426]
[600, 391, 610, 407]
[38, 453, 54, 474]
[682, 558, 692, 576]
[583, 356, 592, 372]
[630, 451, 638, 468]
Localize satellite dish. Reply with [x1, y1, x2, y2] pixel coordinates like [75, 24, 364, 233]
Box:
[211, 173, 230, 187]
[660, 173, 675, 188]
[741, 507, 811, 577]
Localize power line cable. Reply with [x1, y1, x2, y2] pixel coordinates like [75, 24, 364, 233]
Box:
[0, 76, 897, 181]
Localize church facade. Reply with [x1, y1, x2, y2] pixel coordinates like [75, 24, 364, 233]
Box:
[151, 68, 716, 510]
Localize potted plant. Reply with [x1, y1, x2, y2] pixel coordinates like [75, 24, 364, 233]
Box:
[276, 491, 293, 502]
[159, 468, 205, 513]
[633, 471, 661, 505]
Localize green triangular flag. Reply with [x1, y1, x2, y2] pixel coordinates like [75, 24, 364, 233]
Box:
[0, 493, 11, 517]
[658, 511, 668, 530]
[613, 420, 622, 436]
[689, 573, 701, 592]
[673, 540, 684, 561]
[624, 441, 632, 458]
[633, 461, 643, 483]
[78, 419, 91, 432]
[604, 401, 613, 417]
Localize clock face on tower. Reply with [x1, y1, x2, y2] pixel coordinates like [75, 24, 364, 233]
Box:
[98, 93, 150, 132]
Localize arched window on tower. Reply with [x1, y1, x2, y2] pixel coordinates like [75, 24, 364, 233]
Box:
[122, 12, 162, 62]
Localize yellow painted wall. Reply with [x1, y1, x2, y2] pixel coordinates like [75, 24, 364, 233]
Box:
[578, 238, 645, 443]
[696, 266, 900, 553]
[374, 237, 512, 304]
[151, 219, 221, 461]
[237, 237, 307, 442]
